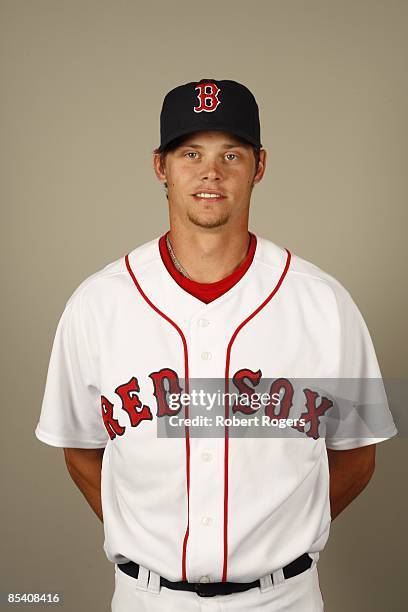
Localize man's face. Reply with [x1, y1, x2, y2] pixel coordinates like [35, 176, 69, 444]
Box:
[153, 131, 266, 230]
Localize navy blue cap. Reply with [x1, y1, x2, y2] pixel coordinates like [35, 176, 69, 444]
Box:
[158, 78, 262, 151]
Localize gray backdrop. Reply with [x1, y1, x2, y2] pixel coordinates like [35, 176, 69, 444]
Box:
[1, 0, 407, 610]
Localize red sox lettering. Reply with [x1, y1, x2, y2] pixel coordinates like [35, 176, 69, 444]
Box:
[100, 367, 333, 441]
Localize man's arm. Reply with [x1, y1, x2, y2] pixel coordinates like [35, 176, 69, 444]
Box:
[326, 444, 376, 520]
[63, 448, 105, 522]
[62, 445, 376, 524]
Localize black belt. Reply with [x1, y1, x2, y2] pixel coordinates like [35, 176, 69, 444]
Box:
[117, 552, 313, 597]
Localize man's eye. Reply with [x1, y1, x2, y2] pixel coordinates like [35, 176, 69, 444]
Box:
[184, 152, 238, 160]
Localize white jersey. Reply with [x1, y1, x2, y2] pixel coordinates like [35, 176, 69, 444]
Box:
[35, 234, 397, 583]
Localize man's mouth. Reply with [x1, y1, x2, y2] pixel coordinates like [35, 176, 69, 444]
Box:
[192, 192, 226, 201]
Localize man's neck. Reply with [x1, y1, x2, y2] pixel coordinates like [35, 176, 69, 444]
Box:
[167, 226, 252, 284]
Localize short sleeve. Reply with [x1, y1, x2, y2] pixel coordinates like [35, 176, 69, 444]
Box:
[35, 287, 109, 448]
[324, 283, 398, 450]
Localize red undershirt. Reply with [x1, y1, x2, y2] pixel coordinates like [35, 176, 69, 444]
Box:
[158, 232, 257, 304]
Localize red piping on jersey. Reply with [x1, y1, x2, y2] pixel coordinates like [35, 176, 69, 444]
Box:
[125, 246, 292, 583]
[221, 248, 292, 582]
[124, 254, 191, 582]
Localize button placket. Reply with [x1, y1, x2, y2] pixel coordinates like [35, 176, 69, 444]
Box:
[196, 317, 212, 362]
[185, 315, 225, 582]
[187, 438, 225, 583]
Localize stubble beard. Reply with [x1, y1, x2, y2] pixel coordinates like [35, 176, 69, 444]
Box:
[186, 208, 230, 229]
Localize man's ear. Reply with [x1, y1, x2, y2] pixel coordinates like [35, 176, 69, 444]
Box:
[253, 149, 267, 185]
[153, 153, 166, 183]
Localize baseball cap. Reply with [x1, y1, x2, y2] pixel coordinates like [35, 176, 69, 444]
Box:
[158, 78, 262, 151]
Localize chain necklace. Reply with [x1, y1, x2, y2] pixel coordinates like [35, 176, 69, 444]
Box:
[165, 234, 192, 280]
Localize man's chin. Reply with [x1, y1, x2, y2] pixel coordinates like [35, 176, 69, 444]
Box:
[187, 212, 230, 229]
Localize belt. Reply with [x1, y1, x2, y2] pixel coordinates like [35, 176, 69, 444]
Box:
[117, 552, 313, 597]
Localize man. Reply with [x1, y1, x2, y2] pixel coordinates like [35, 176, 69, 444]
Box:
[35, 78, 398, 611]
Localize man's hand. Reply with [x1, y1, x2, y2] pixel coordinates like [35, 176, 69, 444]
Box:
[326, 444, 376, 520]
[63, 448, 105, 522]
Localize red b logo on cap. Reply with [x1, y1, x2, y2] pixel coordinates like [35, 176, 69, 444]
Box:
[194, 82, 221, 113]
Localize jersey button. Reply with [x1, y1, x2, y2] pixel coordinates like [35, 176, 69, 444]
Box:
[202, 451, 213, 462]
[201, 516, 213, 526]
[199, 576, 211, 583]
[201, 351, 212, 360]
[198, 318, 210, 327]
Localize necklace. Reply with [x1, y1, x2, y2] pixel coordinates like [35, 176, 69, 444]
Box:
[166, 234, 192, 280]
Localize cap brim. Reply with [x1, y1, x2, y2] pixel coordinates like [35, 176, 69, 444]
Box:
[158, 126, 261, 151]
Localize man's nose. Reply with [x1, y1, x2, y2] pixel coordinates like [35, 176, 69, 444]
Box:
[200, 158, 222, 181]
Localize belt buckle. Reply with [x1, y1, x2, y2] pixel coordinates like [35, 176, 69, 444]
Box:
[193, 582, 222, 597]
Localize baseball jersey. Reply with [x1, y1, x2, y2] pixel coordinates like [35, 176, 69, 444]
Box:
[35, 234, 398, 584]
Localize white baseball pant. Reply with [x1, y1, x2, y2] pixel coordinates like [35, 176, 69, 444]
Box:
[111, 559, 325, 611]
